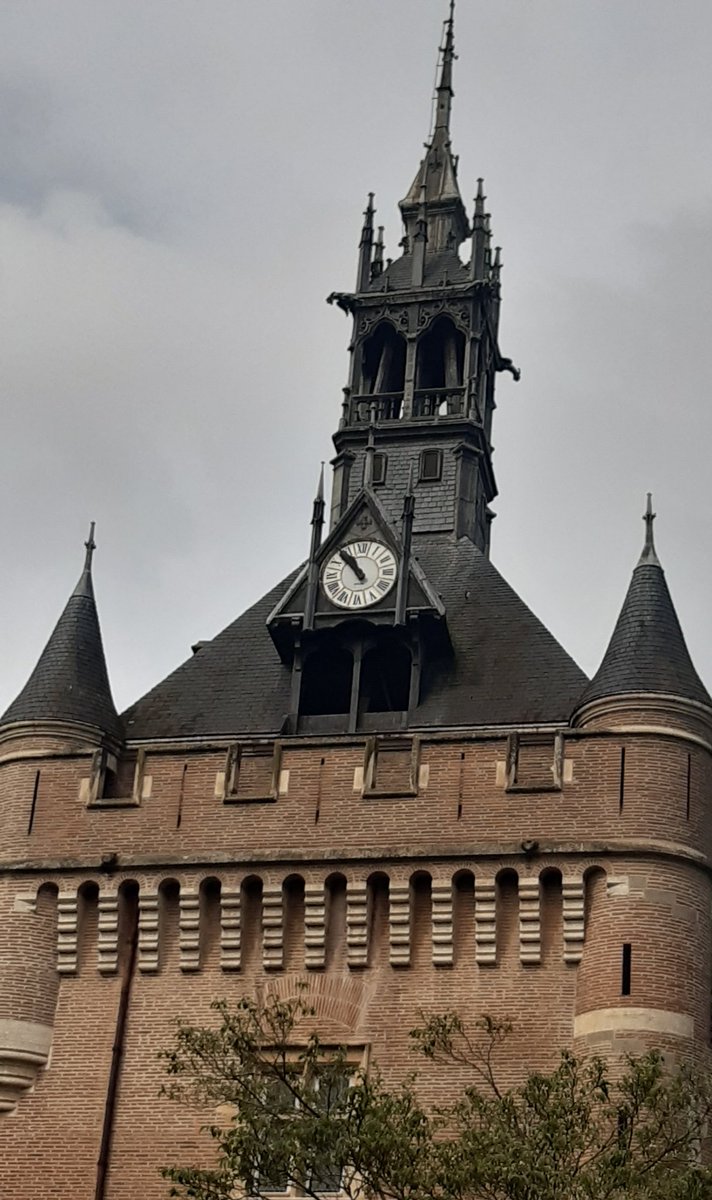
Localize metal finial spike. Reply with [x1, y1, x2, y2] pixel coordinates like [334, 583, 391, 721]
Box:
[638, 492, 660, 566]
[84, 521, 96, 571]
[316, 462, 325, 502]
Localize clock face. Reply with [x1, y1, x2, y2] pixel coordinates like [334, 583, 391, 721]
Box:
[321, 540, 398, 609]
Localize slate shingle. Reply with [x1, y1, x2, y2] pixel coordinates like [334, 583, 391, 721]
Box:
[575, 557, 711, 712]
[122, 536, 587, 740]
[1, 566, 123, 741]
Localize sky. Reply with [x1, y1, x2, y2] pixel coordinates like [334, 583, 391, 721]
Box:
[1, 0, 712, 714]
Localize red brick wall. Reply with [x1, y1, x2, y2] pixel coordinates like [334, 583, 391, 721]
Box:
[0, 719, 710, 1196]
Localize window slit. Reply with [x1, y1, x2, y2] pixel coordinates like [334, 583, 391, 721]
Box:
[27, 769, 40, 835]
[618, 747, 626, 814]
[621, 943, 632, 996]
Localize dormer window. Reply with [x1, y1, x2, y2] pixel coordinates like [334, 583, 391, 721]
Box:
[419, 448, 443, 482]
[372, 452, 387, 486]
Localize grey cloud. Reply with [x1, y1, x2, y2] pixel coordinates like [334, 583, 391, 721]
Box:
[1, 0, 711, 715]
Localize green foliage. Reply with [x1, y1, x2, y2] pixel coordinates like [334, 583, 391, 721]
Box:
[161, 993, 712, 1200]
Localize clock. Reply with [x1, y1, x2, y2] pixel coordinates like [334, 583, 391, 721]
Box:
[321, 540, 397, 609]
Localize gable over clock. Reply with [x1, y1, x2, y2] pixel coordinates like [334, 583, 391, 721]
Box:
[267, 483, 447, 734]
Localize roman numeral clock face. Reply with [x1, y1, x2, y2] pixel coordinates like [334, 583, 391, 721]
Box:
[321, 540, 397, 609]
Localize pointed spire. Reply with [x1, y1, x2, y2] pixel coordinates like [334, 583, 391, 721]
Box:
[304, 465, 326, 630]
[371, 226, 385, 280]
[638, 492, 660, 566]
[356, 192, 375, 293]
[574, 500, 711, 717]
[74, 520, 96, 599]
[399, 1, 469, 255]
[0, 526, 123, 741]
[434, 0, 456, 134]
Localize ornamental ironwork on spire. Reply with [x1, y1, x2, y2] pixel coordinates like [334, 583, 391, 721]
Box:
[0, 524, 123, 742]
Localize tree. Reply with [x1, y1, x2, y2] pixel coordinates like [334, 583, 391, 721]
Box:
[160, 992, 712, 1200]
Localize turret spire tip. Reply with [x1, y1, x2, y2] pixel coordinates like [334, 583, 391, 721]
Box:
[84, 521, 96, 572]
[638, 492, 660, 566]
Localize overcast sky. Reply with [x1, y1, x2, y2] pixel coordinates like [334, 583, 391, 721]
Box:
[2, 0, 712, 715]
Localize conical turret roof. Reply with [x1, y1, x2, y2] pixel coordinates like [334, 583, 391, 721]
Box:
[576, 497, 711, 714]
[1, 525, 123, 741]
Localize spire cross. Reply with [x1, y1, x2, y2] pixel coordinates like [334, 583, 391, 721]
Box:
[643, 493, 655, 545]
[638, 493, 660, 567]
[84, 521, 96, 572]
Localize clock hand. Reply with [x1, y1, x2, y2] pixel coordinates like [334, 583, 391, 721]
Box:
[339, 549, 366, 582]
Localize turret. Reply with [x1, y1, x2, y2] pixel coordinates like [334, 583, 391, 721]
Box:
[0, 524, 123, 751]
[572, 496, 712, 741]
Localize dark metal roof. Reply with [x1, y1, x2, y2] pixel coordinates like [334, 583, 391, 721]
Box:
[122, 535, 587, 740]
[368, 250, 469, 293]
[575, 553, 711, 713]
[0, 562, 123, 741]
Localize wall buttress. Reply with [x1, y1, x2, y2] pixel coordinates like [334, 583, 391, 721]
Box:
[220, 884, 241, 970]
[56, 893, 78, 976]
[562, 877, 585, 964]
[262, 886, 284, 971]
[304, 883, 326, 969]
[474, 878, 497, 965]
[431, 880, 453, 967]
[389, 883, 410, 967]
[347, 882, 369, 968]
[97, 891, 119, 974]
[179, 889, 201, 972]
[138, 891, 159, 972]
[518, 878, 541, 965]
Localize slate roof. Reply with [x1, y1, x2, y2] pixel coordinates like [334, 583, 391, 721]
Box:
[122, 535, 588, 740]
[369, 250, 469, 293]
[575, 549, 712, 713]
[1, 561, 124, 741]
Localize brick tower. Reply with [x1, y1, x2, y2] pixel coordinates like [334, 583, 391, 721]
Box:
[1, 6, 710, 1198]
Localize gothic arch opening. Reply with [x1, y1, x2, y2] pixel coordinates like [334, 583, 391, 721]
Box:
[410, 871, 432, 968]
[361, 322, 407, 396]
[301, 644, 353, 716]
[241, 875, 263, 971]
[158, 878, 180, 971]
[495, 869, 519, 966]
[199, 877, 221, 970]
[540, 868, 563, 966]
[325, 873, 347, 970]
[359, 638, 411, 714]
[77, 881, 99, 974]
[283, 874, 305, 972]
[415, 315, 465, 401]
[367, 872, 390, 968]
[453, 870, 475, 967]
